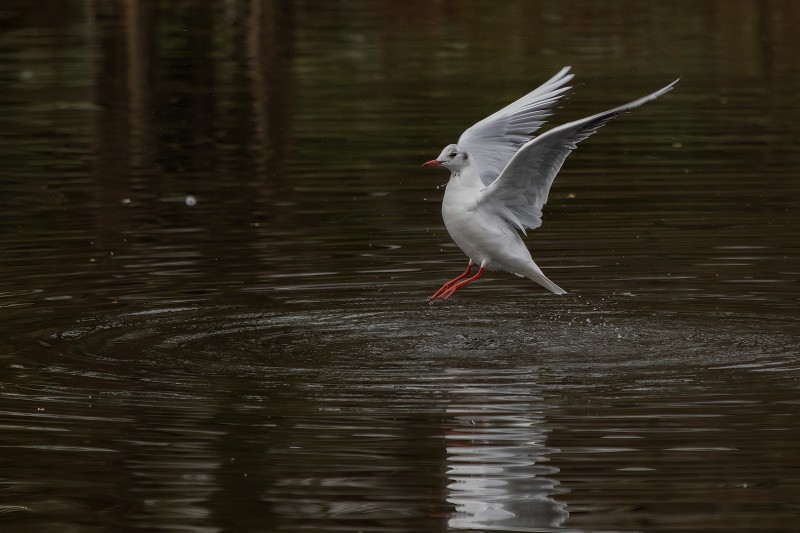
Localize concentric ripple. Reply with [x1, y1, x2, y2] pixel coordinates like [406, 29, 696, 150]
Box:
[38, 297, 797, 375]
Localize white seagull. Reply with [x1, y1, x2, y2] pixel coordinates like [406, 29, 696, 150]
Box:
[422, 67, 678, 301]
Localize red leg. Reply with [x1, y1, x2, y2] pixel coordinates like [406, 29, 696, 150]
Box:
[430, 262, 472, 300]
[438, 267, 484, 300]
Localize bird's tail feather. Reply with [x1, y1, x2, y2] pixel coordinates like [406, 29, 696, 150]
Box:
[524, 265, 567, 295]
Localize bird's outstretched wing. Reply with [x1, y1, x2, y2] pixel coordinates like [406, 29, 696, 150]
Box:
[477, 79, 679, 234]
[458, 67, 574, 186]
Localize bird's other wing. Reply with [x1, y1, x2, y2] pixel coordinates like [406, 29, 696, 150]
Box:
[478, 79, 679, 234]
[458, 66, 574, 187]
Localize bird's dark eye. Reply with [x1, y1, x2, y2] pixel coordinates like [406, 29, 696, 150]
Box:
[449, 152, 457, 158]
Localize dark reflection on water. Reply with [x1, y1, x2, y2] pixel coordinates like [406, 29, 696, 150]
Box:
[1, 1, 799, 532]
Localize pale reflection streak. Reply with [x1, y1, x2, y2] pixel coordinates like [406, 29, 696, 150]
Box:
[443, 369, 568, 531]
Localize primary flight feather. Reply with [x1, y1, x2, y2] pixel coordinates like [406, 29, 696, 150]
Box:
[422, 67, 678, 300]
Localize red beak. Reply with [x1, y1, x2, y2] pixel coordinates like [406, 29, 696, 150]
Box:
[421, 159, 442, 168]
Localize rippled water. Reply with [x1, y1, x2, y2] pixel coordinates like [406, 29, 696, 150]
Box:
[1, 1, 799, 532]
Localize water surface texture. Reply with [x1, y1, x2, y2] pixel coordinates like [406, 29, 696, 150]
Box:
[1, 1, 799, 532]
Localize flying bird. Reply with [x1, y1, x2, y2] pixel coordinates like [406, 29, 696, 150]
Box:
[422, 67, 677, 301]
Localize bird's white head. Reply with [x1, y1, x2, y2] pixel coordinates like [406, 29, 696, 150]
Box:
[421, 144, 470, 171]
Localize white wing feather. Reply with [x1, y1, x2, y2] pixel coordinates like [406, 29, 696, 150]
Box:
[458, 66, 574, 186]
[479, 79, 679, 234]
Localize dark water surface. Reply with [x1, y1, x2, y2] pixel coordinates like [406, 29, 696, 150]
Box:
[1, 1, 799, 532]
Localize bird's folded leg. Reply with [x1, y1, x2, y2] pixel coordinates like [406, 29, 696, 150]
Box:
[437, 267, 484, 300]
[430, 262, 472, 300]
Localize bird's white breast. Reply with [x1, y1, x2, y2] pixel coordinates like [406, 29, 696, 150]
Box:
[441, 167, 533, 272]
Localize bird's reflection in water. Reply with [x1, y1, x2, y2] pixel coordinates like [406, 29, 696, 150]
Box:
[444, 369, 568, 531]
